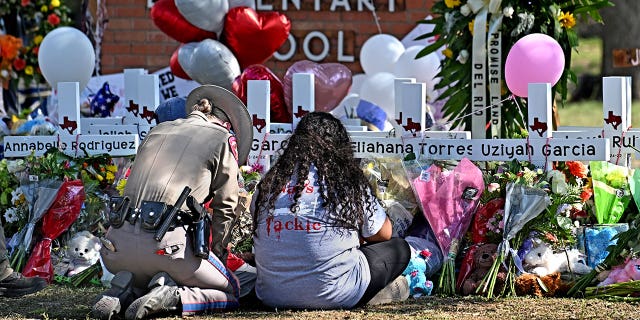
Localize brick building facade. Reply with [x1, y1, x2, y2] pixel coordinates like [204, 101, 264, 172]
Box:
[101, 0, 435, 78]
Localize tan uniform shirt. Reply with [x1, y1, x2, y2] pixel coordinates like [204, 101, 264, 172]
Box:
[123, 110, 239, 260]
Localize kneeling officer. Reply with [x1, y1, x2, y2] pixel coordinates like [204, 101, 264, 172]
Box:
[93, 85, 253, 320]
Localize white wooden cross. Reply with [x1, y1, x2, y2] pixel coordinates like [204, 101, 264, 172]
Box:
[246, 81, 610, 170]
[3, 82, 139, 157]
[553, 76, 639, 166]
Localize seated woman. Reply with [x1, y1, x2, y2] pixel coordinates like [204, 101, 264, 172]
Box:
[251, 112, 410, 309]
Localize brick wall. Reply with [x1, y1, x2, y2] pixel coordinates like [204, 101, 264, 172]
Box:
[101, 0, 435, 78]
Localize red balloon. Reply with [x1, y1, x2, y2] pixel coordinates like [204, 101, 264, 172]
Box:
[232, 65, 291, 123]
[150, 0, 217, 43]
[222, 7, 291, 69]
[170, 45, 191, 80]
[283, 60, 352, 113]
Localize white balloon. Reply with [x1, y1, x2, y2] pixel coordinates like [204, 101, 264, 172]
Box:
[175, 0, 229, 36]
[359, 34, 404, 75]
[38, 27, 95, 91]
[393, 46, 441, 88]
[359, 72, 396, 117]
[349, 73, 367, 94]
[179, 39, 240, 90]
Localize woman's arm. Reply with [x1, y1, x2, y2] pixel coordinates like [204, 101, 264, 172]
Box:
[362, 216, 392, 243]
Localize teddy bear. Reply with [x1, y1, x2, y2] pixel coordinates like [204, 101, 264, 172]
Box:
[515, 272, 571, 297]
[65, 231, 102, 277]
[402, 249, 434, 297]
[597, 258, 640, 287]
[523, 241, 591, 276]
[461, 243, 505, 295]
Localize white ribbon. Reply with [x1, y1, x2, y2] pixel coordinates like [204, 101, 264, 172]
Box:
[469, 0, 503, 138]
[488, 16, 503, 138]
[471, 8, 488, 138]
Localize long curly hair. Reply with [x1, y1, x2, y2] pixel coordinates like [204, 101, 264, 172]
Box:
[253, 112, 376, 235]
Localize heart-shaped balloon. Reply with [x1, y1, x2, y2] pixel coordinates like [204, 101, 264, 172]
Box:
[170, 45, 191, 80]
[175, 0, 228, 36]
[232, 64, 290, 123]
[222, 7, 291, 69]
[283, 60, 352, 113]
[150, 0, 217, 43]
[179, 39, 241, 90]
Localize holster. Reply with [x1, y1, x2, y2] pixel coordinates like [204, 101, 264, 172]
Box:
[108, 196, 130, 228]
[139, 201, 168, 231]
[191, 215, 212, 259]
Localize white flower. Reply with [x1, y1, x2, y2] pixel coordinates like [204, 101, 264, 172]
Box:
[11, 188, 24, 205]
[548, 170, 568, 194]
[487, 182, 500, 193]
[4, 208, 19, 224]
[503, 6, 514, 18]
[0, 70, 8, 78]
[456, 50, 470, 64]
[460, 4, 471, 16]
[6, 159, 26, 173]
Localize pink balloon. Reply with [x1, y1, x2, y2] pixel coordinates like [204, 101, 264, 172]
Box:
[505, 33, 565, 97]
[283, 60, 352, 113]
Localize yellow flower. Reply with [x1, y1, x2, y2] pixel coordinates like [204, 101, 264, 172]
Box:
[116, 179, 127, 196]
[559, 11, 576, 29]
[51, 0, 60, 7]
[444, 0, 461, 8]
[442, 48, 453, 59]
[33, 35, 43, 45]
[25, 66, 34, 75]
[468, 20, 474, 35]
[41, 4, 48, 12]
[106, 171, 115, 183]
[106, 165, 118, 173]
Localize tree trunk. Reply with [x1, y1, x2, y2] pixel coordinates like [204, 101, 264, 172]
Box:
[601, 0, 640, 99]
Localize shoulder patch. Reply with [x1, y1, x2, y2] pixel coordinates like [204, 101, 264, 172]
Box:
[228, 136, 238, 162]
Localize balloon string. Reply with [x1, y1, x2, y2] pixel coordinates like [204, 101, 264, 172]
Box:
[370, 2, 382, 34]
[425, 95, 513, 132]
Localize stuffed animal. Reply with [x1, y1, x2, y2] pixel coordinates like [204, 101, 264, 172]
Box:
[65, 231, 102, 276]
[402, 249, 434, 297]
[515, 272, 570, 297]
[523, 241, 591, 276]
[461, 243, 505, 295]
[598, 258, 640, 287]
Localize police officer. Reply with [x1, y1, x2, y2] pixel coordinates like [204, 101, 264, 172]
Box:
[93, 85, 254, 319]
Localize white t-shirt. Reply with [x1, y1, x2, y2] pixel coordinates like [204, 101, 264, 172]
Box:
[253, 165, 387, 309]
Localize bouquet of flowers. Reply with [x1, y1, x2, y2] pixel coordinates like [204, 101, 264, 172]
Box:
[405, 157, 484, 295]
[590, 161, 631, 225]
[478, 182, 551, 297]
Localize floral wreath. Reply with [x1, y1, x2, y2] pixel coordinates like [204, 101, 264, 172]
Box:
[0, 0, 73, 86]
[417, 0, 612, 138]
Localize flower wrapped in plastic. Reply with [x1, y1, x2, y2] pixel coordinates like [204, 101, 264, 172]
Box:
[406, 157, 484, 295]
[363, 156, 418, 238]
[22, 179, 85, 282]
[9, 179, 62, 272]
[477, 182, 550, 298]
[590, 161, 631, 224]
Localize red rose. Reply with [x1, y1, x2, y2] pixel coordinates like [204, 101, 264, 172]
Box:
[13, 58, 26, 71]
[566, 161, 588, 179]
[32, 46, 39, 55]
[580, 188, 593, 202]
[47, 13, 60, 26]
[21, 0, 30, 6]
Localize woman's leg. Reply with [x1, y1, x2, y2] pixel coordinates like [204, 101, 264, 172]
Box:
[355, 238, 411, 306]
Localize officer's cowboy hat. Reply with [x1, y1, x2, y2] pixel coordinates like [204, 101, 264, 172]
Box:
[186, 85, 253, 165]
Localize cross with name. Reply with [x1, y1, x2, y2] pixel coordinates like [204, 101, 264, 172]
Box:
[3, 82, 139, 158]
